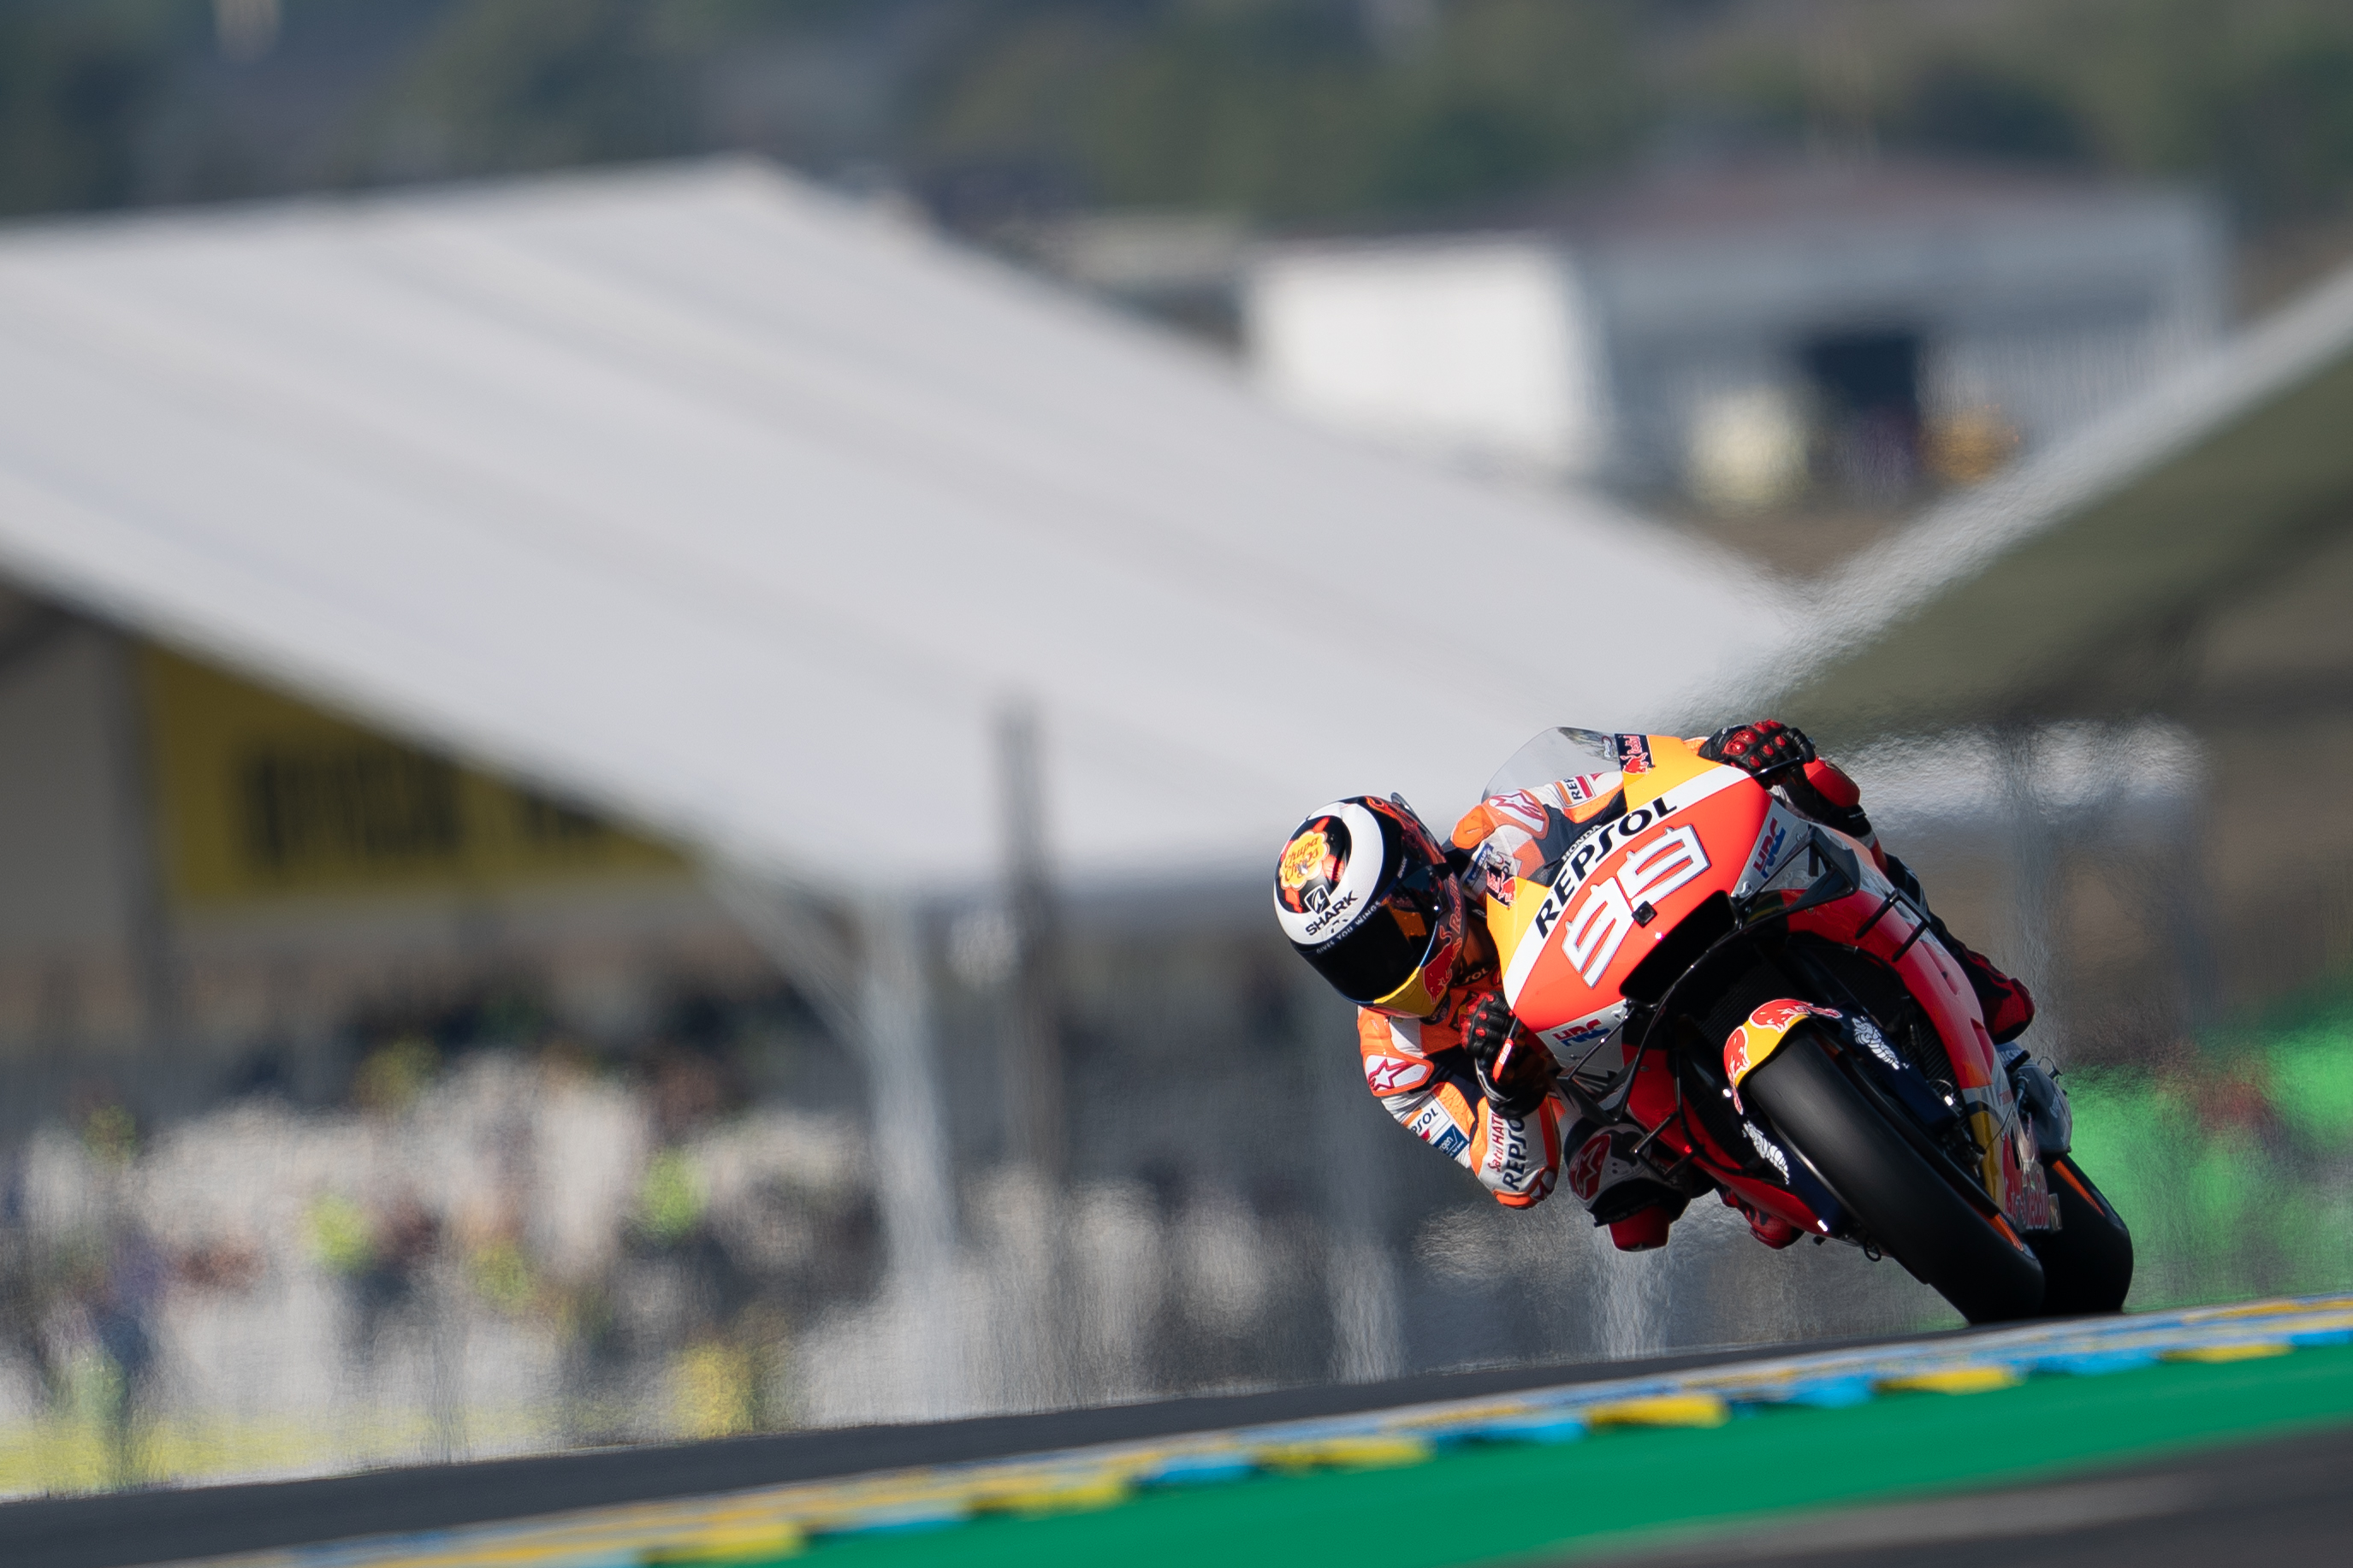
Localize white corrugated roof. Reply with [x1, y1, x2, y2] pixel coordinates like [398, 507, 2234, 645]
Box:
[0, 157, 1785, 890]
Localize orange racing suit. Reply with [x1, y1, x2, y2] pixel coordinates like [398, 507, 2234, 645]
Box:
[1357, 973, 1565, 1209]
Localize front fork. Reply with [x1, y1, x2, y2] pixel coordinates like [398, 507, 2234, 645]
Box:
[1925, 1040, 2063, 1233]
[2001, 1043, 2072, 1156]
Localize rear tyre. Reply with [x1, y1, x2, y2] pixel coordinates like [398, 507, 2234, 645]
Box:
[1745, 1028, 2045, 1324]
[2030, 1154, 2134, 1316]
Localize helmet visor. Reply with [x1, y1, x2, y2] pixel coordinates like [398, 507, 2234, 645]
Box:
[1303, 874, 1453, 1005]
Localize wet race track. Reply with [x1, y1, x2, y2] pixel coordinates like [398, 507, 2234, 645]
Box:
[12, 1296, 2353, 1568]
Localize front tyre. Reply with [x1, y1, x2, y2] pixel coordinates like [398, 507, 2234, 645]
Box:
[1745, 1028, 2046, 1324]
[2030, 1154, 2133, 1316]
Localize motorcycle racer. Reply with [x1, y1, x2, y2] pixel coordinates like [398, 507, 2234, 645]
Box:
[1273, 720, 2036, 1252]
[1274, 794, 1569, 1213]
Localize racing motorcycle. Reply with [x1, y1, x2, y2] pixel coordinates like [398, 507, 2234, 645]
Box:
[1485, 729, 2132, 1323]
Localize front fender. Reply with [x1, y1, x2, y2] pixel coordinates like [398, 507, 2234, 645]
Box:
[1723, 999, 1842, 1111]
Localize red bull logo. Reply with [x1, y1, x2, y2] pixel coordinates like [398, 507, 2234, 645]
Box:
[1724, 999, 1841, 1109]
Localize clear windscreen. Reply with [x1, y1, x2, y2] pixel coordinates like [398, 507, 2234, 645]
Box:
[1481, 727, 1622, 800]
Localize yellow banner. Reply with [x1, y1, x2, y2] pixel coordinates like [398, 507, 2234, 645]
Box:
[142, 647, 685, 907]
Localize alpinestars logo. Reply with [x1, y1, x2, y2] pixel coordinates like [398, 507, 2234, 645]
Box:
[1364, 1054, 1430, 1095]
[1483, 790, 1551, 837]
[1567, 1131, 1612, 1201]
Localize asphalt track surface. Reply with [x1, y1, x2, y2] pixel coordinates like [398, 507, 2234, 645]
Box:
[3, 1331, 1957, 1568]
[1583, 1420, 2353, 1567]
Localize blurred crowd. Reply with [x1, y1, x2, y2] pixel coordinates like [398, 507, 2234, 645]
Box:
[0, 965, 1919, 1494]
[0, 1017, 880, 1491]
[6, 975, 2353, 1495]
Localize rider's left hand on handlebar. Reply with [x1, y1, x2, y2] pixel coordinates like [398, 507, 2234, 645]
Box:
[1700, 719, 1815, 780]
[1465, 994, 1555, 1117]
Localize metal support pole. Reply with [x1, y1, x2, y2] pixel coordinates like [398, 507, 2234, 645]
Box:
[97, 630, 179, 1105]
[994, 701, 1079, 1404]
[1310, 973, 1402, 1382]
[997, 702, 1065, 1183]
[857, 901, 962, 1373]
[708, 872, 965, 1417]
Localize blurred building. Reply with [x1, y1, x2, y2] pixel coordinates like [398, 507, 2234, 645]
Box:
[1244, 160, 2227, 509]
[1000, 211, 1251, 347]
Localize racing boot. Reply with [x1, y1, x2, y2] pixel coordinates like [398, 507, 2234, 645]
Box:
[1882, 854, 2037, 1044]
[1566, 1120, 1692, 1250]
[1606, 1204, 1678, 1251]
[1721, 1188, 1799, 1249]
[1706, 721, 2037, 1042]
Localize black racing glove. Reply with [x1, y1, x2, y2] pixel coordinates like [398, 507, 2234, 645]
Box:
[1698, 719, 1816, 780]
[1464, 993, 1554, 1119]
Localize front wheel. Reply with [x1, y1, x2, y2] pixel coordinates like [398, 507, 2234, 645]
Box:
[1744, 1028, 2045, 1324]
[2030, 1154, 2134, 1315]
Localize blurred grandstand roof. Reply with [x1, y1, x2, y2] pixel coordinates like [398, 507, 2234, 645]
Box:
[1766, 255, 2353, 740]
[0, 158, 1778, 891]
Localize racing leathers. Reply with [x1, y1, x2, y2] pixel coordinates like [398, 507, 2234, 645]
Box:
[1357, 727, 2036, 1249]
[1355, 961, 1687, 1248]
[1357, 961, 1565, 1210]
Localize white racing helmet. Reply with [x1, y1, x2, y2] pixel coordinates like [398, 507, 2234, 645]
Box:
[1274, 796, 1466, 1017]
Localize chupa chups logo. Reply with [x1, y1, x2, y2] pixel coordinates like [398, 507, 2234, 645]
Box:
[1279, 828, 1330, 891]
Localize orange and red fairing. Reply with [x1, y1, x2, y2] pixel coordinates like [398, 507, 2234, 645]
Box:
[1475, 733, 2053, 1233]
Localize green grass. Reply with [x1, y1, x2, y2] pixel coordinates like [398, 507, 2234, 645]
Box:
[803, 1344, 2353, 1567]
